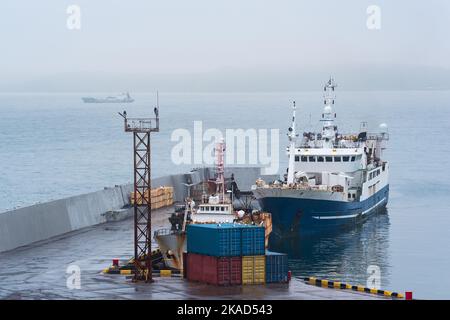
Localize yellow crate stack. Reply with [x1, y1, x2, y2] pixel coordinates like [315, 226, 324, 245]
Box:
[130, 186, 174, 209]
[242, 255, 266, 284]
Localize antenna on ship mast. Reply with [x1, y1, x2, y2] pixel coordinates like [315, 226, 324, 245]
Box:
[321, 77, 338, 148]
[287, 101, 298, 184]
[215, 139, 226, 203]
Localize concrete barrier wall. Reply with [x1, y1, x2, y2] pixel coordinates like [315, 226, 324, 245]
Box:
[0, 185, 134, 253]
[66, 185, 132, 230]
[0, 167, 274, 253]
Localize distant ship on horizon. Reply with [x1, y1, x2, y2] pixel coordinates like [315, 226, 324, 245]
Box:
[82, 92, 134, 103]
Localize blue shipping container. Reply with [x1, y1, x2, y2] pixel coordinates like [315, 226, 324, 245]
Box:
[187, 224, 242, 257]
[241, 226, 265, 256]
[265, 251, 288, 283]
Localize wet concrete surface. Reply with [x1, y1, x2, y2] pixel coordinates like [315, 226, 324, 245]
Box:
[0, 207, 386, 300]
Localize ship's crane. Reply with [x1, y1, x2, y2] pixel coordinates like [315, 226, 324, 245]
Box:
[118, 93, 160, 282]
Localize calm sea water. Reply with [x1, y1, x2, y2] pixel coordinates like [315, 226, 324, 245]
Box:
[1, 91, 449, 299]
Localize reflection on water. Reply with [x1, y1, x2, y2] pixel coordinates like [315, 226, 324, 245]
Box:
[269, 210, 391, 288]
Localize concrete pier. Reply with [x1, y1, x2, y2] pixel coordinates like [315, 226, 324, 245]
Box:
[0, 166, 388, 299]
[0, 205, 384, 300]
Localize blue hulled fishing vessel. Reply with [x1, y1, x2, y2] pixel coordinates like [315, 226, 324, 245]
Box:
[252, 78, 390, 236]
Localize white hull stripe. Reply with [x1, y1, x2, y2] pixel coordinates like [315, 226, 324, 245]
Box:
[312, 213, 358, 220]
[312, 197, 387, 220]
[361, 198, 386, 216]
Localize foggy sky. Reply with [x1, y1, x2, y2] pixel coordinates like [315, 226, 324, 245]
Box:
[1, 0, 449, 91]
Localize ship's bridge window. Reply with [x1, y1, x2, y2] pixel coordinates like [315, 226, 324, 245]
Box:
[343, 156, 350, 162]
[205, 206, 210, 211]
[335, 156, 341, 162]
[318, 156, 324, 162]
[216, 206, 220, 211]
[326, 156, 333, 162]
[295, 156, 300, 162]
[351, 156, 356, 161]
[309, 156, 316, 162]
[301, 156, 308, 162]
[221, 207, 225, 212]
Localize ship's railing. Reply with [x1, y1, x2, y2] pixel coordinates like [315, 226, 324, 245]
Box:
[154, 228, 181, 237]
[293, 142, 364, 149]
[366, 133, 389, 141]
[125, 117, 159, 133]
[296, 132, 388, 149]
[261, 183, 341, 192]
[295, 143, 362, 149]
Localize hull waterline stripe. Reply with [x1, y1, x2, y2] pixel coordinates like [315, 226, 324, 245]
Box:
[361, 197, 386, 215]
[312, 197, 387, 220]
[312, 213, 358, 220]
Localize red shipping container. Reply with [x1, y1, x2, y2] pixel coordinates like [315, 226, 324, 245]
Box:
[186, 253, 203, 282]
[203, 255, 228, 285]
[186, 253, 242, 286]
[182, 252, 188, 279]
[229, 257, 242, 285]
